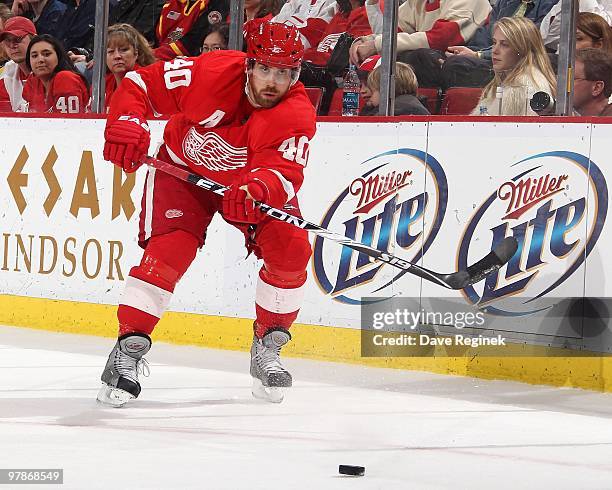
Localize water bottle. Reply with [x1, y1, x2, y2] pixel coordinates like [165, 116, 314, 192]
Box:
[342, 64, 360, 116]
[496, 87, 503, 115]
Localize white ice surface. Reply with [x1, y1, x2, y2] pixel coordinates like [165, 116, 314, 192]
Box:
[1, 325, 612, 490]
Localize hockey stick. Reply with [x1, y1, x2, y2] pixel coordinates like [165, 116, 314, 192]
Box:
[141, 156, 518, 290]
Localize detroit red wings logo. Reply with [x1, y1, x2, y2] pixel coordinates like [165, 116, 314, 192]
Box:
[182, 128, 247, 171]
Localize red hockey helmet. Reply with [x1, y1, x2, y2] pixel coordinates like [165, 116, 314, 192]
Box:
[246, 22, 304, 69]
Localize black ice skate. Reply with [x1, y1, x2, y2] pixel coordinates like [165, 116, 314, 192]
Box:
[250, 328, 292, 403]
[96, 333, 151, 407]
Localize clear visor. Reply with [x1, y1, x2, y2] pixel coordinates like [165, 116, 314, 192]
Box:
[248, 60, 300, 85]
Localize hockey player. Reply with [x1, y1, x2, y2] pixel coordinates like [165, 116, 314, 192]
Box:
[97, 22, 316, 406]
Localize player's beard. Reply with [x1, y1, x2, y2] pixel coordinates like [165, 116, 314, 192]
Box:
[248, 78, 286, 108]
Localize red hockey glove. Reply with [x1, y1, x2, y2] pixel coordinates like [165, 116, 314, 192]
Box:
[222, 178, 267, 224]
[223, 170, 292, 223]
[103, 115, 151, 173]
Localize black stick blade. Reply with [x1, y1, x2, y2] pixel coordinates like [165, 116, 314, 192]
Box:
[461, 236, 518, 288]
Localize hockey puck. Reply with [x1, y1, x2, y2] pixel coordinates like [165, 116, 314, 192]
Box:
[339, 465, 365, 476]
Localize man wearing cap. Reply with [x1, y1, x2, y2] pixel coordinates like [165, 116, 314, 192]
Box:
[0, 16, 36, 112]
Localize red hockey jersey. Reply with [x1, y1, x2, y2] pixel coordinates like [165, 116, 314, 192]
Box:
[22, 71, 90, 113]
[105, 65, 143, 113]
[108, 51, 316, 194]
[303, 6, 372, 66]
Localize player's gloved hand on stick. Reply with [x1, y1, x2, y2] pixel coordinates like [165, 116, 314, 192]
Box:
[223, 170, 288, 224]
[103, 115, 151, 173]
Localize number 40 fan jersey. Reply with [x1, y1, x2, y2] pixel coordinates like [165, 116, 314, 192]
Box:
[22, 71, 90, 114]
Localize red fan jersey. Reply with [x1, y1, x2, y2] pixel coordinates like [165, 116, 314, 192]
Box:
[22, 71, 90, 113]
[303, 6, 372, 66]
[107, 51, 316, 194]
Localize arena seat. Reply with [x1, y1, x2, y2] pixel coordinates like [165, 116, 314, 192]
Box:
[439, 87, 483, 115]
[416, 87, 440, 115]
[305, 87, 324, 114]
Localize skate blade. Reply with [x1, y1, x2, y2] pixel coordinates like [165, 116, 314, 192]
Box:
[251, 378, 285, 403]
[96, 383, 134, 407]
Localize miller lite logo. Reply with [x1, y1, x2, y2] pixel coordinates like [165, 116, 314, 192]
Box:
[313, 149, 448, 304]
[458, 151, 608, 315]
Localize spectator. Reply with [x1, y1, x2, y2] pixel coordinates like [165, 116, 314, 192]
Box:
[0, 3, 13, 69]
[361, 61, 430, 115]
[471, 17, 556, 115]
[201, 22, 229, 53]
[575, 12, 612, 52]
[443, 0, 557, 88]
[105, 23, 155, 113]
[573, 47, 612, 116]
[109, 0, 165, 47]
[0, 16, 36, 111]
[304, 0, 371, 67]
[0, 4, 11, 26]
[154, 0, 229, 60]
[541, 2, 612, 52]
[22, 34, 90, 113]
[244, 0, 283, 24]
[0, 5, 11, 29]
[10, 0, 66, 38]
[350, 0, 491, 72]
[54, 0, 96, 54]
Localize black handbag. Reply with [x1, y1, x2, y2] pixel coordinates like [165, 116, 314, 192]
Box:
[326, 32, 355, 76]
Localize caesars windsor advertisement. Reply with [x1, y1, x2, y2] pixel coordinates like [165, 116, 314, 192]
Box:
[0, 118, 610, 354]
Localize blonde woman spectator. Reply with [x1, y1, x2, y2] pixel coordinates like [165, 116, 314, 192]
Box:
[105, 23, 156, 112]
[472, 17, 556, 116]
[361, 61, 430, 115]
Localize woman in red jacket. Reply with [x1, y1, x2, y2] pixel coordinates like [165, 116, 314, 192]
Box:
[105, 23, 156, 113]
[22, 34, 89, 113]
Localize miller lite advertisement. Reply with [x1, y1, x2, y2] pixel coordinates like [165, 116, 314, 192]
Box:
[1, 118, 611, 354]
